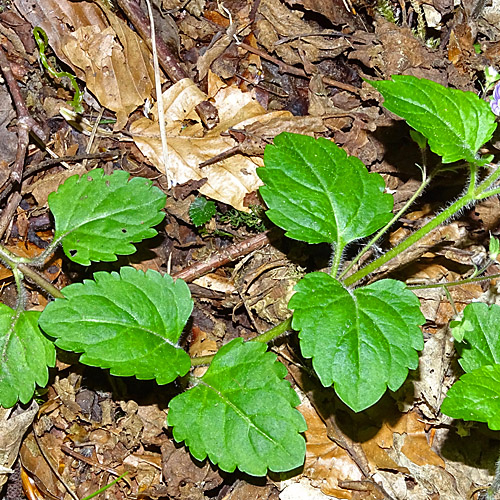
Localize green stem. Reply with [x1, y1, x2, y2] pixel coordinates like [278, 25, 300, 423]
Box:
[0, 244, 21, 269]
[474, 162, 500, 193]
[190, 353, 215, 367]
[81, 472, 128, 500]
[18, 263, 64, 299]
[13, 268, 26, 311]
[0, 244, 64, 299]
[330, 242, 343, 277]
[190, 316, 293, 366]
[339, 168, 432, 280]
[476, 184, 500, 200]
[343, 193, 474, 286]
[26, 239, 60, 267]
[251, 316, 292, 343]
[344, 166, 479, 287]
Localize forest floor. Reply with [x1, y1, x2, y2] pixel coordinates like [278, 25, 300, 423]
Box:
[1, 0, 500, 498]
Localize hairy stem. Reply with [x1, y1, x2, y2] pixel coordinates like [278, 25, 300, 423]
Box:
[343, 166, 481, 286]
[0, 244, 64, 299]
[330, 242, 343, 278]
[190, 316, 293, 366]
[13, 267, 26, 311]
[343, 193, 475, 286]
[18, 263, 64, 299]
[251, 316, 293, 343]
[339, 168, 432, 280]
[408, 272, 500, 290]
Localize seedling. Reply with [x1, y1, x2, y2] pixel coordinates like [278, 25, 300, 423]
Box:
[33, 27, 84, 114]
[1, 75, 500, 479]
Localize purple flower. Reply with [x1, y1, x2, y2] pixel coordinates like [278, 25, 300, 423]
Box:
[491, 81, 500, 116]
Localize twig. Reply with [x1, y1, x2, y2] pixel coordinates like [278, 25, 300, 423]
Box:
[172, 230, 276, 282]
[32, 428, 80, 500]
[0, 44, 46, 183]
[237, 41, 360, 94]
[0, 151, 120, 204]
[144, 0, 171, 186]
[116, 0, 219, 128]
[61, 445, 121, 476]
[275, 30, 350, 45]
[0, 192, 21, 240]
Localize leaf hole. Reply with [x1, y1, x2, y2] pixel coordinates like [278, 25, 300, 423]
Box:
[106, 180, 110, 187]
[121, 228, 127, 233]
[69, 249, 77, 257]
[86, 175, 93, 181]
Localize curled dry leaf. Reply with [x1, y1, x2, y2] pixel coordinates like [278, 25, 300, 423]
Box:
[130, 78, 292, 211]
[0, 401, 38, 490]
[257, 0, 351, 66]
[299, 398, 361, 498]
[14, 0, 154, 130]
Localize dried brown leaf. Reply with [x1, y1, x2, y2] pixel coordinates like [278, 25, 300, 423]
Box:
[61, 6, 154, 130]
[131, 77, 292, 210]
[22, 165, 87, 207]
[0, 402, 38, 489]
[257, 0, 351, 65]
[299, 398, 360, 498]
[15, 0, 154, 130]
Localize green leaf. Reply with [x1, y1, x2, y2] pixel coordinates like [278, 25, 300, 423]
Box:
[189, 196, 216, 226]
[441, 303, 500, 429]
[489, 235, 500, 261]
[168, 338, 307, 476]
[369, 76, 497, 165]
[289, 273, 424, 412]
[258, 133, 393, 252]
[409, 129, 427, 150]
[49, 169, 166, 265]
[39, 267, 192, 383]
[0, 306, 55, 407]
[440, 364, 500, 430]
[451, 302, 500, 372]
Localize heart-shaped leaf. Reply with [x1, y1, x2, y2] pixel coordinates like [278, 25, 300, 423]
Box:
[258, 133, 393, 253]
[39, 267, 192, 383]
[49, 169, 166, 265]
[369, 76, 497, 165]
[168, 338, 306, 476]
[289, 273, 424, 411]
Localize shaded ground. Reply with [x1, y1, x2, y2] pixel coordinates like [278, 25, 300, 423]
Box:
[1, 0, 500, 498]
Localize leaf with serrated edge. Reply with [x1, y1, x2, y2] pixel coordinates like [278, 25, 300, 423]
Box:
[441, 364, 500, 430]
[0, 306, 55, 407]
[452, 302, 500, 372]
[258, 133, 393, 251]
[49, 169, 166, 266]
[189, 196, 216, 226]
[369, 76, 497, 165]
[289, 273, 424, 412]
[39, 267, 192, 383]
[168, 338, 307, 476]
